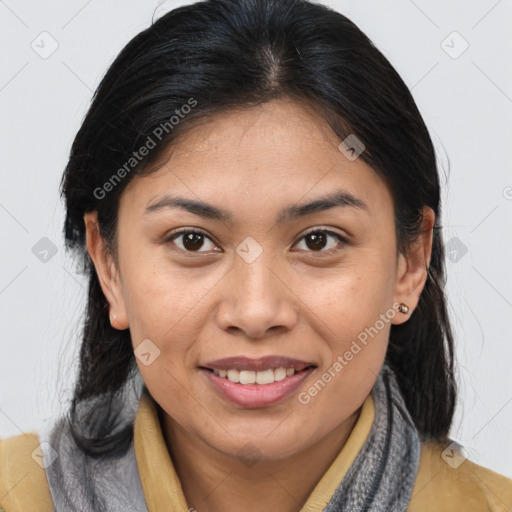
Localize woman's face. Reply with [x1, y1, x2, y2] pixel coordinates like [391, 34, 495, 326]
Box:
[86, 97, 432, 461]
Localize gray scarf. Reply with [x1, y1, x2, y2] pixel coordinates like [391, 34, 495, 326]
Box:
[40, 362, 421, 511]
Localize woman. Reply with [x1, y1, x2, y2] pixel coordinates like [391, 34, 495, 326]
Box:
[1, 0, 511, 510]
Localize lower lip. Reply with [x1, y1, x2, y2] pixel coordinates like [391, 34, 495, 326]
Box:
[200, 367, 315, 408]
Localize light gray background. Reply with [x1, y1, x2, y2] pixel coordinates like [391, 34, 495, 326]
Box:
[1, 0, 511, 480]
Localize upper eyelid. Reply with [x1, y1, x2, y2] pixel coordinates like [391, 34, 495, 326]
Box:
[300, 226, 347, 238]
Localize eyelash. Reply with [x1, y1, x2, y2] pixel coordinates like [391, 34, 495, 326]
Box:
[164, 227, 348, 256]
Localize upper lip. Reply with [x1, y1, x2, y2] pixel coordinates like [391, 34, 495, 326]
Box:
[201, 356, 316, 372]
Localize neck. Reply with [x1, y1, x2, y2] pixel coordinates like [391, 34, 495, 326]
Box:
[160, 406, 362, 512]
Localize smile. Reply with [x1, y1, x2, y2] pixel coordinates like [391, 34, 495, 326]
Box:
[207, 365, 310, 384]
[200, 356, 316, 408]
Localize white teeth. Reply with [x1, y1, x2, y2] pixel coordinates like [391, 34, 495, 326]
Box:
[239, 370, 256, 384]
[213, 367, 300, 384]
[256, 369, 274, 385]
[227, 369, 240, 383]
[274, 367, 287, 381]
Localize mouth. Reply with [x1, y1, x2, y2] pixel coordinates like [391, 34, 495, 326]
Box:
[201, 364, 314, 384]
[199, 356, 317, 408]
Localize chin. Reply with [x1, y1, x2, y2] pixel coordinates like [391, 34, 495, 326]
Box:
[204, 427, 313, 462]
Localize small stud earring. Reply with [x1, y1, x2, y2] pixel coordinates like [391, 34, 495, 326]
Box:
[398, 303, 409, 314]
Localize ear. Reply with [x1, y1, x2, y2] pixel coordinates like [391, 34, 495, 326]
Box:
[84, 212, 129, 330]
[391, 206, 435, 325]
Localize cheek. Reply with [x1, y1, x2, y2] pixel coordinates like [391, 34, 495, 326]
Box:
[119, 247, 205, 335]
[297, 258, 394, 379]
[299, 257, 395, 331]
[121, 265, 222, 396]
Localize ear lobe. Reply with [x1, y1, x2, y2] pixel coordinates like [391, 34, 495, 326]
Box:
[84, 212, 129, 330]
[392, 207, 435, 324]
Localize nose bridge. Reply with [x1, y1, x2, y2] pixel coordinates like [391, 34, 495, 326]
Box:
[234, 237, 280, 308]
[237, 242, 275, 296]
[217, 237, 297, 337]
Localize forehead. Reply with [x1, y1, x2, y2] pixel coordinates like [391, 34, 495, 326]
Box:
[120, 97, 393, 221]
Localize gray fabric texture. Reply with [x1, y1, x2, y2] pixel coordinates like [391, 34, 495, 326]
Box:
[40, 362, 420, 511]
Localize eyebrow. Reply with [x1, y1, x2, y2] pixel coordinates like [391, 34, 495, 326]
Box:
[144, 190, 369, 224]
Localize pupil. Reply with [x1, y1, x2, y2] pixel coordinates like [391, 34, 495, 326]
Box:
[306, 232, 326, 251]
[184, 232, 203, 251]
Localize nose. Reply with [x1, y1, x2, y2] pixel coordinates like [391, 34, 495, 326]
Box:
[216, 248, 298, 340]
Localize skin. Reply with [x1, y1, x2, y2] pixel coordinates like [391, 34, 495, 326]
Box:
[85, 97, 434, 512]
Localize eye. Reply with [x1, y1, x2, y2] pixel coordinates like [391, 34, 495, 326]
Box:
[292, 228, 348, 254]
[165, 228, 220, 253]
[164, 227, 348, 255]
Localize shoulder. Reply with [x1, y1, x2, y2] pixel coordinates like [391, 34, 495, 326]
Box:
[0, 433, 54, 512]
[408, 440, 512, 512]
